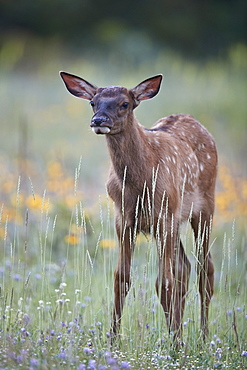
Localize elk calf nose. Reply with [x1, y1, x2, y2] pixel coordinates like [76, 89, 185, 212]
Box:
[90, 116, 111, 135]
[91, 117, 108, 127]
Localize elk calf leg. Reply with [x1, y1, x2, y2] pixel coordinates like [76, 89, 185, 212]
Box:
[155, 240, 191, 340]
[198, 251, 214, 338]
[192, 214, 214, 339]
[111, 262, 131, 336]
[173, 241, 191, 339]
[111, 225, 133, 337]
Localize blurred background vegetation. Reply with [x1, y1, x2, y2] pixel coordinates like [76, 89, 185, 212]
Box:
[0, 0, 246, 254]
[1, 0, 246, 58]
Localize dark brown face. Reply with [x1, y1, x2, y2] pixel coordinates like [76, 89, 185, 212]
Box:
[89, 87, 134, 135]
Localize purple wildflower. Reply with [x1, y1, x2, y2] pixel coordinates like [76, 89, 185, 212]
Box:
[14, 273, 21, 281]
[78, 365, 86, 370]
[77, 364, 86, 370]
[30, 358, 39, 367]
[121, 361, 131, 368]
[87, 359, 97, 369]
[215, 348, 222, 359]
[23, 314, 31, 326]
[58, 350, 67, 360]
[83, 347, 92, 355]
[242, 350, 247, 357]
[107, 356, 117, 366]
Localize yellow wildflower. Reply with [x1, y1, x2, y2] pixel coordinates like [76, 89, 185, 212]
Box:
[64, 234, 80, 245]
[100, 239, 116, 249]
[26, 194, 51, 212]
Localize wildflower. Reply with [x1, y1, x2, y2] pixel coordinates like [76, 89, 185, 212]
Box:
[121, 361, 131, 368]
[26, 194, 51, 212]
[107, 356, 117, 366]
[58, 350, 67, 360]
[14, 273, 21, 281]
[83, 347, 92, 355]
[104, 351, 112, 359]
[164, 355, 172, 360]
[242, 350, 247, 357]
[30, 358, 39, 367]
[78, 365, 86, 370]
[64, 234, 80, 245]
[87, 359, 97, 370]
[210, 340, 216, 347]
[215, 348, 222, 359]
[16, 354, 24, 363]
[100, 239, 116, 249]
[23, 314, 30, 326]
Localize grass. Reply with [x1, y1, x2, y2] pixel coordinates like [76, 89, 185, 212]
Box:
[0, 154, 246, 370]
[0, 36, 246, 369]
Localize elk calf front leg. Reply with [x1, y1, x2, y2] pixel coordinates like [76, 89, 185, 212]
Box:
[155, 222, 185, 339]
[111, 225, 133, 337]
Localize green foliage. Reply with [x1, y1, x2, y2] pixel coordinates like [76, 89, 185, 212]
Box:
[1, 0, 246, 58]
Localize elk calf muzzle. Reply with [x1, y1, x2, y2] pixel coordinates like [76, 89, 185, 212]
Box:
[90, 116, 111, 134]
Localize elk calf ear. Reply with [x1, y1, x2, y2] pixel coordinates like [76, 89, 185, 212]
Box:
[131, 75, 163, 103]
[60, 72, 97, 100]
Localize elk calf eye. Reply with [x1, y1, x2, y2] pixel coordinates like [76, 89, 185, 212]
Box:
[122, 102, 129, 109]
[90, 101, 95, 107]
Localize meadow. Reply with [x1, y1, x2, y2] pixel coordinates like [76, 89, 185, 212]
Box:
[0, 38, 246, 369]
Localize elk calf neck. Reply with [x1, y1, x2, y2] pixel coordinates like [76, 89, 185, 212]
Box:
[60, 72, 218, 341]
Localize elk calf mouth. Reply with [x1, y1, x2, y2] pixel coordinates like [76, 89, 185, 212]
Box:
[91, 126, 111, 134]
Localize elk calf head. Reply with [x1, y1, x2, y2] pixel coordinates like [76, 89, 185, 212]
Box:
[60, 72, 162, 135]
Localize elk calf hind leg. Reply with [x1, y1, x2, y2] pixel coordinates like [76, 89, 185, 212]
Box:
[155, 240, 191, 340]
[174, 241, 191, 337]
[191, 215, 214, 339]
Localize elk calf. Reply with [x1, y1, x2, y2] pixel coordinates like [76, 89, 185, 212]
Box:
[60, 72, 218, 340]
